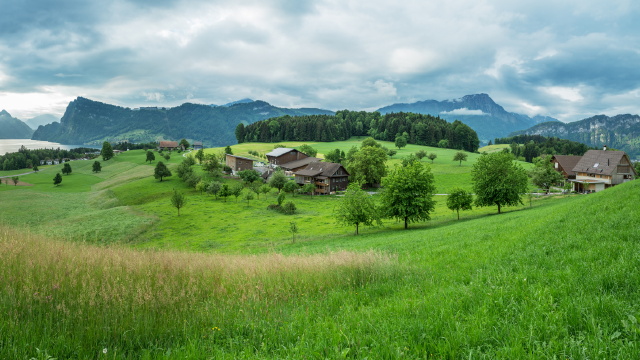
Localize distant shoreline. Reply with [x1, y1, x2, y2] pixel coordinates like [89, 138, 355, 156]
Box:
[0, 139, 99, 156]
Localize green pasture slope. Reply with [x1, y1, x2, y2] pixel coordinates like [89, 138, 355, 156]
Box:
[2, 141, 639, 358]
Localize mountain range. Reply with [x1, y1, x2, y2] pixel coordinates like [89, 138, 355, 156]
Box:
[511, 114, 640, 157]
[0, 110, 34, 139]
[31, 97, 334, 147]
[376, 93, 558, 143]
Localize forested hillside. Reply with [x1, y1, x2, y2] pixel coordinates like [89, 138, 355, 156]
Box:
[237, 110, 480, 152]
[0, 110, 33, 139]
[31, 97, 333, 146]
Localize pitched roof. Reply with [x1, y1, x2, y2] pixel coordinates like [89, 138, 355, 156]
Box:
[572, 150, 632, 176]
[159, 141, 178, 148]
[226, 154, 254, 161]
[293, 161, 349, 177]
[552, 155, 582, 176]
[266, 148, 295, 157]
[279, 157, 321, 170]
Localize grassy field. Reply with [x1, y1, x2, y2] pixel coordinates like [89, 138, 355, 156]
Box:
[2, 139, 636, 358]
[1, 178, 639, 358]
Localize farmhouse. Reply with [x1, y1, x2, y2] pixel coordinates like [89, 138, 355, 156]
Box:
[550, 155, 582, 180]
[293, 162, 349, 194]
[226, 154, 254, 173]
[569, 149, 636, 192]
[278, 157, 322, 172]
[192, 141, 203, 150]
[265, 148, 309, 166]
[158, 141, 180, 151]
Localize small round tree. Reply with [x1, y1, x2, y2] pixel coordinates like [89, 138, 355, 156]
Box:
[62, 163, 72, 175]
[446, 188, 473, 220]
[170, 189, 186, 216]
[154, 161, 172, 182]
[101, 141, 114, 161]
[53, 173, 62, 186]
[92, 161, 102, 173]
[453, 151, 468, 166]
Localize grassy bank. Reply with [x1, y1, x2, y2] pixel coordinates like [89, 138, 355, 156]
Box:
[1, 179, 640, 358]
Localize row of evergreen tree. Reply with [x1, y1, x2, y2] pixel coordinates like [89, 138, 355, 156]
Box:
[493, 135, 593, 162]
[236, 111, 480, 152]
[0, 146, 97, 171]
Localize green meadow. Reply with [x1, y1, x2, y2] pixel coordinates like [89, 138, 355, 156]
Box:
[1, 139, 638, 359]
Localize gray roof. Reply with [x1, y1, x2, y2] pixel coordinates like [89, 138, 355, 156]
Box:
[572, 150, 633, 176]
[226, 154, 254, 161]
[552, 155, 582, 176]
[279, 157, 321, 170]
[265, 148, 295, 157]
[294, 161, 349, 177]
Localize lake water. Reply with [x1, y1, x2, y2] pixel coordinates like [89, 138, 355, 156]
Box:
[0, 139, 99, 155]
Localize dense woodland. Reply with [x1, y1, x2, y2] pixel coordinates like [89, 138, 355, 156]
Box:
[0, 146, 97, 171]
[236, 111, 480, 152]
[493, 135, 593, 162]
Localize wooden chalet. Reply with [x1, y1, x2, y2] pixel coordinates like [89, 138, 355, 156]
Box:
[192, 141, 204, 150]
[550, 155, 582, 180]
[569, 150, 636, 193]
[293, 162, 349, 194]
[265, 148, 309, 166]
[225, 154, 254, 173]
[158, 141, 180, 151]
[278, 157, 322, 172]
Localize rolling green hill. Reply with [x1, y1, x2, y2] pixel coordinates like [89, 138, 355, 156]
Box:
[1, 141, 639, 358]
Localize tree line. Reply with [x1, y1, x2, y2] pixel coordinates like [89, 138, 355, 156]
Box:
[236, 110, 480, 152]
[0, 146, 98, 171]
[493, 135, 593, 162]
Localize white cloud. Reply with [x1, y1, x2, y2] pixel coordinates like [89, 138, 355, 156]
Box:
[440, 108, 487, 116]
[542, 86, 584, 102]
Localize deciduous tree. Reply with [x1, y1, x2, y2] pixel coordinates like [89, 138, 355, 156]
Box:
[427, 152, 437, 163]
[415, 150, 426, 160]
[446, 188, 473, 220]
[92, 161, 101, 173]
[179, 138, 190, 150]
[146, 150, 155, 163]
[472, 152, 528, 214]
[335, 183, 381, 235]
[238, 169, 262, 184]
[453, 151, 468, 166]
[53, 173, 62, 186]
[154, 161, 172, 182]
[529, 155, 564, 193]
[297, 144, 317, 157]
[380, 159, 436, 229]
[269, 169, 287, 193]
[347, 145, 387, 187]
[395, 133, 407, 150]
[11, 176, 19, 186]
[101, 141, 114, 161]
[62, 163, 72, 175]
[283, 180, 299, 196]
[195, 149, 205, 164]
[170, 189, 185, 216]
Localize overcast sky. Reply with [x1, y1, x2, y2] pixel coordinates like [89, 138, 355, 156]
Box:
[1, 0, 639, 122]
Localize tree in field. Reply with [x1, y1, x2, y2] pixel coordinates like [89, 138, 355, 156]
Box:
[163, 153, 170, 161]
[301, 183, 316, 197]
[387, 149, 397, 158]
[259, 184, 272, 199]
[154, 161, 172, 182]
[224, 146, 233, 155]
[283, 180, 299, 197]
[53, 173, 62, 186]
[395, 133, 408, 150]
[347, 143, 388, 187]
[335, 183, 381, 235]
[195, 149, 205, 164]
[453, 151, 468, 166]
[427, 152, 437, 163]
[202, 154, 222, 176]
[472, 151, 529, 214]
[446, 188, 473, 220]
[92, 161, 102, 173]
[438, 139, 449, 148]
[170, 189, 186, 216]
[297, 144, 317, 157]
[238, 169, 262, 184]
[101, 141, 114, 161]
[243, 191, 255, 205]
[415, 150, 426, 160]
[207, 181, 222, 199]
[380, 159, 436, 229]
[11, 176, 19, 186]
[289, 221, 298, 243]
[249, 182, 262, 200]
[529, 155, 564, 193]
[218, 184, 230, 202]
[62, 163, 72, 175]
[195, 180, 207, 194]
[269, 169, 287, 193]
[32, 164, 39, 172]
[179, 138, 190, 150]
[146, 150, 156, 163]
[230, 183, 244, 202]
